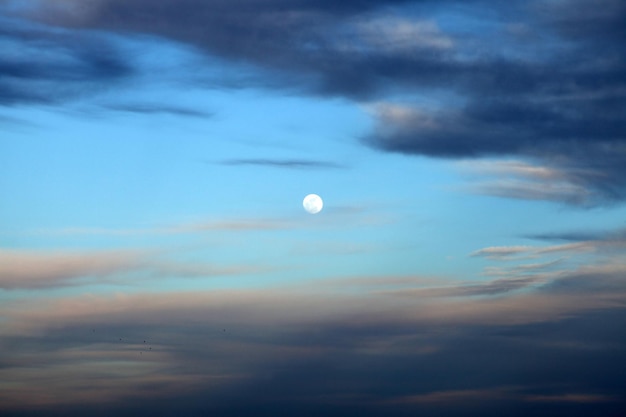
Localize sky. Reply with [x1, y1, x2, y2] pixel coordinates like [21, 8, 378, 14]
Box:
[1, 0, 625, 415]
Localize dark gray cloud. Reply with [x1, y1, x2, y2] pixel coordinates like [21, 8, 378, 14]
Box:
[219, 158, 346, 169]
[7, 0, 486, 99]
[527, 228, 626, 243]
[362, 1, 626, 204]
[0, 16, 133, 105]
[3, 0, 626, 204]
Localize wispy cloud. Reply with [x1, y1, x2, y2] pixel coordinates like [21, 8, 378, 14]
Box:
[0, 248, 269, 290]
[471, 232, 626, 262]
[456, 159, 609, 206]
[342, 17, 454, 53]
[483, 258, 566, 277]
[382, 276, 542, 298]
[470, 245, 533, 260]
[0, 249, 145, 289]
[386, 388, 619, 406]
[384, 387, 516, 405]
[218, 158, 346, 169]
[470, 225, 626, 302]
[525, 393, 618, 404]
[31, 217, 293, 237]
[526, 227, 626, 243]
[105, 103, 214, 118]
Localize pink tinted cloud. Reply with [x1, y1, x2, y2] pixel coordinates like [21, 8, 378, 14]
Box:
[0, 249, 145, 289]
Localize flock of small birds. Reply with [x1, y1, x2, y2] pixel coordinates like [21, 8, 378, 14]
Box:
[91, 328, 154, 355]
[90, 327, 227, 355]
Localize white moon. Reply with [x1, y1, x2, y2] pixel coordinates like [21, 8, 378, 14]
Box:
[303, 194, 323, 214]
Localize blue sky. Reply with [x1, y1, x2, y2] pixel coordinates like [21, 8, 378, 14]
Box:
[1, 1, 625, 415]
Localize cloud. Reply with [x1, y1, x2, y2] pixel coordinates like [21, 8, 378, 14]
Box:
[3, 0, 576, 98]
[379, 276, 542, 298]
[3, 0, 625, 204]
[4, 262, 624, 336]
[525, 393, 618, 404]
[104, 102, 214, 117]
[539, 262, 626, 295]
[471, 242, 600, 261]
[0, 248, 268, 290]
[0, 249, 145, 289]
[355, 0, 624, 205]
[472, 229, 626, 263]
[0, 13, 133, 105]
[0, 113, 31, 125]
[526, 227, 626, 243]
[32, 216, 293, 236]
[483, 258, 566, 278]
[340, 17, 454, 53]
[456, 159, 613, 206]
[470, 246, 532, 260]
[456, 159, 624, 207]
[1, 263, 625, 415]
[218, 158, 346, 169]
[384, 387, 516, 404]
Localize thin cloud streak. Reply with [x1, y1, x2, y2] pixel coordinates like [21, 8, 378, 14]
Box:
[219, 158, 346, 169]
[526, 227, 626, 243]
[525, 393, 619, 404]
[472, 234, 626, 262]
[105, 103, 214, 118]
[470, 246, 533, 260]
[0, 249, 145, 290]
[0, 248, 270, 290]
[31, 217, 294, 237]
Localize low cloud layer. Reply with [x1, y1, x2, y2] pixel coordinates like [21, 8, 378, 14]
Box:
[1, 221, 625, 415]
[1, 263, 625, 416]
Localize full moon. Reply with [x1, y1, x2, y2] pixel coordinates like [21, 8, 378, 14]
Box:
[303, 194, 323, 214]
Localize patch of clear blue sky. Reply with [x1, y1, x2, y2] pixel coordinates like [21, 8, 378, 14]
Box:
[3, 31, 626, 295]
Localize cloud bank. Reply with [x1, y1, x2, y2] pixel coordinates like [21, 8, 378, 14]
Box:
[2, 0, 624, 204]
[1, 263, 625, 416]
[1, 222, 625, 416]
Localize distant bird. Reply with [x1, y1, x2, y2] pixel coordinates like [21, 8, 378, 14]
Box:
[143, 340, 146, 343]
